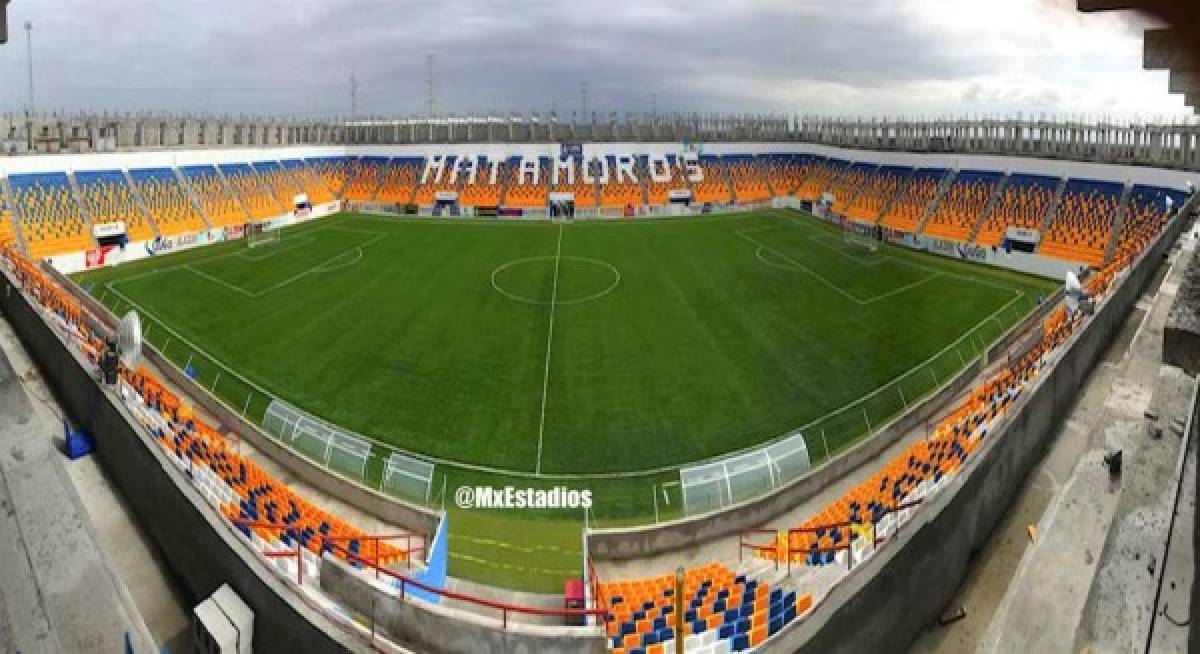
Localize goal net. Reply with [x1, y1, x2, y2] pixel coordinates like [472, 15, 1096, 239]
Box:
[245, 221, 280, 248]
[840, 218, 881, 252]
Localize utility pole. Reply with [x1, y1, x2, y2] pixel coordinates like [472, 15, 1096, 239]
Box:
[425, 54, 435, 118]
[24, 20, 33, 114]
[350, 70, 358, 117]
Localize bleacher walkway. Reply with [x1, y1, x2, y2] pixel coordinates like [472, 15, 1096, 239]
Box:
[0, 326, 156, 653]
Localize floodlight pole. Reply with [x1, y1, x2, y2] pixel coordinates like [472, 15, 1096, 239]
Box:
[24, 20, 33, 114]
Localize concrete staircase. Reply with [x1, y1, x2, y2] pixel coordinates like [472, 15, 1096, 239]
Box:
[760, 156, 777, 199]
[1039, 177, 1069, 233]
[1101, 183, 1134, 265]
[873, 167, 917, 224]
[717, 156, 737, 204]
[1, 177, 32, 257]
[64, 172, 100, 249]
[121, 170, 162, 239]
[173, 168, 216, 230]
[914, 169, 958, 235]
[966, 174, 1009, 244]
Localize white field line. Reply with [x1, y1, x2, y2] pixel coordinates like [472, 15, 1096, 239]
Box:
[94, 212, 1037, 481]
[738, 228, 940, 305]
[182, 232, 383, 298]
[535, 221, 564, 475]
[184, 265, 258, 298]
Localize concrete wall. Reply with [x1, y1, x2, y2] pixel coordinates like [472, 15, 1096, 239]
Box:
[47, 266, 443, 542]
[320, 557, 606, 654]
[0, 269, 370, 652]
[761, 185, 1190, 654]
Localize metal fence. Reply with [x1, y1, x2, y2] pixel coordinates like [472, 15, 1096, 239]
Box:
[680, 431, 811, 515]
[262, 398, 435, 504]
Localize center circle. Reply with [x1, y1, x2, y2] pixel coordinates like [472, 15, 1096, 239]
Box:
[491, 256, 621, 306]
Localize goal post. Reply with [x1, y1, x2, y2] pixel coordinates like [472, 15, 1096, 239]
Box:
[245, 220, 280, 248]
[840, 217, 881, 252]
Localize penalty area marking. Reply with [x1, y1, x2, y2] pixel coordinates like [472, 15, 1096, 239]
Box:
[491, 256, 622, 307]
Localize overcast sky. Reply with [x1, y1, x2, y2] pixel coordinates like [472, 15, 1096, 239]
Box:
[0, 0, 1192, 122]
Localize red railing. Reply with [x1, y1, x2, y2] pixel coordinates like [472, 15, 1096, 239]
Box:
[230, 519, 427, 585]
[325, 540, 609, 629]
[737, 499, 926, 573]
[322, 532, 427, 574]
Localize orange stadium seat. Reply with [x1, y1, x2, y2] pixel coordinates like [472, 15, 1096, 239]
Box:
[179, 165, 246, 229]
[827, 163, 876, 217]
[342, 157, 389, 202]
[762, 154, 808, 197]
[691, 155, 732, 204]
[921, 171, 1003, 243]
[220, 163, 283, 221]
[412, 156, 465, 206]
[282, 159, 334, 205]
[599, 156, 645, 208]
[8, 173, 95, 259]
[74, 170, 155, 241]
[795, 158, 847, 202]
[1038, 179, 1122, 267]
[0, 185, 16, 247]
[641, 155, 689, 205]
[974, 174, 1057, 247]
[550, 158, 599, 209]
[374, 158, 422, 204]
[879, 169, 945, 233]
[597, 561, 808, 651]
[843, 165, 909, 223]
[501, 156, 550, 209]
[304, 157, 350, 198]
[724, 155, 772, 203]
[457, 156, 507, 207]
[251, 161, 303, 214]
[1111, 186, 1187, 270]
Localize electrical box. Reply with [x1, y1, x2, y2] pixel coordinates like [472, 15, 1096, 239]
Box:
[192, 584, 254, 654]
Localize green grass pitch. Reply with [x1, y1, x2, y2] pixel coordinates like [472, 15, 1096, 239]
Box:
[75, 209, 1056, 592]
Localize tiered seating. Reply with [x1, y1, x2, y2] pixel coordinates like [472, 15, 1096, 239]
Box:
[180, 166, 245, 229]
[457, 157, 505, 207]
[828, 163, 877, 217]
[304, 157, 350, 197]
[281, 159, 333, 205]
[220, 164, 281, 221]
[974, 174, 1058, 247]
[726, 155, 772, 202]
[762, 154, 809, 197]
[843, 165, 908, 223]
[598, 562, 809, 652]
[599, 156, 644, 208]
[376, 158, 423, 204]
[9, 173, 93, 259]
[1038, 179, 1121, 267]
[251, 161, 301, 213]
[124, 365, 412, 579]
[795, 158, 846, 202]
[879, 169, 944, 233]
[74, 170, 155, 241]
[757, 302, 1085, 578]
[922, 171, 1003, 243]
[551, 159, 598, 208]
[691, 156, 732, 204]
[0, 185, 15, 246]
[413, 156, 463, 206]
[641, 155, 688, 205]
[342, 157, 388, 202]
[1110, 185, 1186, 270]
[502, 157, 549, 208]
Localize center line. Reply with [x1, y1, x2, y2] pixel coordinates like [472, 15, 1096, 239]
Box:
[536, 221, 564, 474]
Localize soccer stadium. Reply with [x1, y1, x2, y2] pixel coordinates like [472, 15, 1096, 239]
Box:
[1, 2, 1199, 653]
